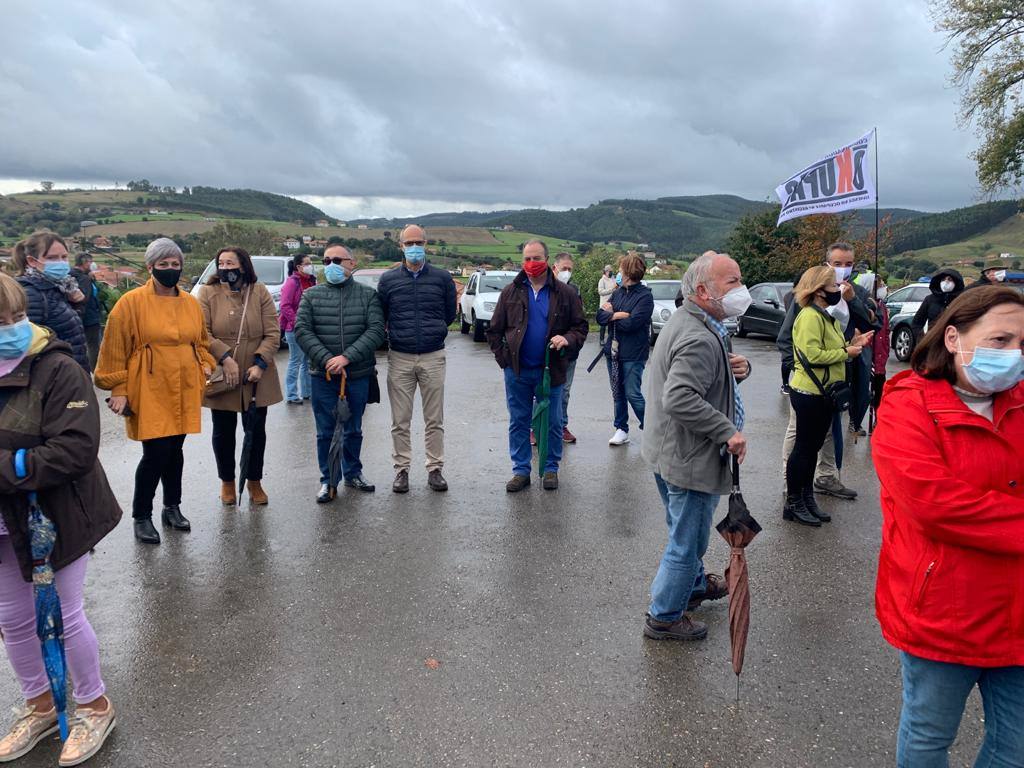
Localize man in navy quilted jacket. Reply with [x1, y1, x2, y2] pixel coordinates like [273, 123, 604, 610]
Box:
[377, 225, 457, 494]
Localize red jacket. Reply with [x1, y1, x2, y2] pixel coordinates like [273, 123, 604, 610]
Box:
[872, 370, 1024, 667]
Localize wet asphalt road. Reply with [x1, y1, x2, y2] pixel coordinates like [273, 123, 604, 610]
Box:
[5, 332, 986, 768]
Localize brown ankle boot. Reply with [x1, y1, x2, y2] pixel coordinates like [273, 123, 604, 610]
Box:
[246, 480, 269, 506]
[220, 481, 236, 506]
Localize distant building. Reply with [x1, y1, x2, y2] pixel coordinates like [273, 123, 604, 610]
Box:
[301, 235, 313, 244]
[203, 217, 219, 222]
[641, 251, 657, 262]
[337, 222, 347, 228]
[316, 219, 330, 228]
[1000, 252, 1014, 259]
[637, 243, 650, 250]
[357, 224, 369, 230]
[283, 238, 301, 250]
[91, 235, 113, 248]
[502, 224, 514, 231]
[148, 209, 168, 215]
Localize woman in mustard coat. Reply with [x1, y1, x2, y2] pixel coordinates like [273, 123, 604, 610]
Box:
[94, 238, 216, 544]
[197, 246, 282, 507]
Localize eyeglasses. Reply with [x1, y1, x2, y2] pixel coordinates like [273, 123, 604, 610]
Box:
[323, 257, 353, 266]
[403, 240, 425, 247]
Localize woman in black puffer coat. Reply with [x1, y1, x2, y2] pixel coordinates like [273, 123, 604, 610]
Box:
[910, 268, 965, 345]
[9, 231, 89, 371]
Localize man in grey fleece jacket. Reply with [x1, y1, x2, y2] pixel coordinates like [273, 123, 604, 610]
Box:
[641, 253, 751, 642]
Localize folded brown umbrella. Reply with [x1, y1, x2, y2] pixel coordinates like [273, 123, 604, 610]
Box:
[716, 454, 762, 697]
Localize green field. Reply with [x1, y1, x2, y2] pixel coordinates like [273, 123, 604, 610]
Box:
[900, 213, 1024, 279]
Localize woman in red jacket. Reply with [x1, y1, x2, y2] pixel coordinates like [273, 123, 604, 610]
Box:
[279, 254, 316, 404]
[873, 286, 1024, 766]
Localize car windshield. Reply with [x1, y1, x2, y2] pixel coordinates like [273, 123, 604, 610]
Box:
[479, 274, 516, 292]
[648, 283, 680, 300]
[253, 259, 286, 286]
[353, 274, 380, 288]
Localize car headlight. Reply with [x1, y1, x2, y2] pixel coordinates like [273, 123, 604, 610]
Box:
[484, 302, 497, 312]
[660, 308, 671, 321]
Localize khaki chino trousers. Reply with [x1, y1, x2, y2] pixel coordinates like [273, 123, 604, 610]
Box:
[387, 349, 446, 473]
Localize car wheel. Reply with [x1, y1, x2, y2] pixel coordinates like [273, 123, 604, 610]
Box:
[472, 313, 487, 342]
[459, 310, 470, 334]
[735, 317, 748, 338]
[893, 326, 914, 362]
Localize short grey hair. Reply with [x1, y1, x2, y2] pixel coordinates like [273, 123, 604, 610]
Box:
[554, 251, 573, 265]
[144, 237, 182, 267]
[680, 252, 716, 297]
[523, 239, 548, 258]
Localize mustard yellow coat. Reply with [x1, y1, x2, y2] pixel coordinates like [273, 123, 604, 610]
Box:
[94, 280, 217, 442]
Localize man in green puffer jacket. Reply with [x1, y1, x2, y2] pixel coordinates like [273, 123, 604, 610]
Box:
[294, 245, 385, 502]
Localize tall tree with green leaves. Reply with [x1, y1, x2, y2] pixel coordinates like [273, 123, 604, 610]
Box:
[935, 0, 1024, 192]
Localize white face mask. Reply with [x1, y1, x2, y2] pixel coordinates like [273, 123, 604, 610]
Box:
[940, 279, 955, 293]
[876, 286, 888, 301]
[302, 265, 315, 276]
[713, 285, 752, 318]
[556, 270, 571, 283]
[994, 270, 1007, 282]
[833, 265, 853, 283]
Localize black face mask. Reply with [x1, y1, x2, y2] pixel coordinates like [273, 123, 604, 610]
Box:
[152, 267, 181, 289]
[218, 268, 243, 287]
[822, 289, 842, 306]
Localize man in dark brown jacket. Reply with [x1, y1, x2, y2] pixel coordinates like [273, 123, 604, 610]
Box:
[486, 240, 588, 492]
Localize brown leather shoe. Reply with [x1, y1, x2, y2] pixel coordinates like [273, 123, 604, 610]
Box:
[427, 470, 448, 492]
[220, 481, 236, 506]
[506, 475, 531, 493]
[542, 471, 558, 490]
[643, 613, 708, 641]
[246, 480, 268, 506]
[687, 573, 729, 610]
[393, 470, 409, 494]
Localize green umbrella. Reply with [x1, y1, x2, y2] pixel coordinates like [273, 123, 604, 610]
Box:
[530, 346, 552, 480]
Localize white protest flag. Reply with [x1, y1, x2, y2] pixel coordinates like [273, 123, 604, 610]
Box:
[775, 130, 876, 226]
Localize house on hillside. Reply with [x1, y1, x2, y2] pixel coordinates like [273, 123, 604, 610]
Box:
[641, 251, 657, 262]
[316, 219, 330, 228]
[502, 224, 514, 231]
[501, 262, 516, 271]
[637, 243, 650, 250]
[356, 224, 369, 230]
[91, 235, 112, 248]
[301, 235, 313, 244]
[283, 238, 301, 250]
[337, 222, 347, 228]
[459, 265, 475, 277]
[203, 217, 219, 222]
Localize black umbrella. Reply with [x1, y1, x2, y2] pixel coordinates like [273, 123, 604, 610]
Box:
[238, 379, 259, 497]
[327, 370, 351, 489]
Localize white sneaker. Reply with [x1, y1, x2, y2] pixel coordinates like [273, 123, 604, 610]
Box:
[608, 429, 630, 446]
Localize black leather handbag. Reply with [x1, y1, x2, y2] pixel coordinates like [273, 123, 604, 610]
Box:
[795, 349, 852, 413]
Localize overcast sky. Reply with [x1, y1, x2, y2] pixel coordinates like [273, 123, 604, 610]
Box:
[0, 0, 984, 218]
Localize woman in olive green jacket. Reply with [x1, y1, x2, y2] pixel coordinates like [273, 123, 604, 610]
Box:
[785, 266, 873, 527]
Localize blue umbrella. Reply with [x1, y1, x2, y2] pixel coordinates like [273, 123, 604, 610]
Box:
[14, 449, 69, 740]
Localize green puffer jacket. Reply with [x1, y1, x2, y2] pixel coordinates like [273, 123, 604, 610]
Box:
[293, 280, 385, 379]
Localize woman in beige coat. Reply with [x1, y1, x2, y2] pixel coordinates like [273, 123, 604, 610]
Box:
[197, 247, 282, 506]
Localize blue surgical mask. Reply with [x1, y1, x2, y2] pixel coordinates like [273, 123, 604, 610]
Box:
[404, 245, 426, 264]
[833, 266, 853, 283]
[324, 264, 348, 285]
[958, 340, 1024, 394]
[43, 261, 70, 280]
[0, 319, 33, 360]
[615, 272, 623, 286]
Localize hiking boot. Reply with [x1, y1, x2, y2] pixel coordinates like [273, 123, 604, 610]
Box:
[392, 470, 409, 494]
[562, 427, 577, 444]
[783, 493, 822, 527]
[58, 698, 116, 767]
[506, 475, 531, 493]
[344, 474, 375, 493]
[687, 573, 729, 610]
[220, 480, 236, 506]
[0, 703, 58, 762]
[427, 470, 448, 492]
[608, 428, 629, 446]
[161, 505, 191, 532]
[542, 471, 558, 490]
[643, 613, 708, 641]
[133, 518, 160, 545]
[802, 488, 831, 522]
[246, 480, 268, 506]
[814, 476, 857, 500]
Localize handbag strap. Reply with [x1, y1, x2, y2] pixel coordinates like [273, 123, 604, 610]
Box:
[232, 287, 252, 355]
[795, 347, 833, 396]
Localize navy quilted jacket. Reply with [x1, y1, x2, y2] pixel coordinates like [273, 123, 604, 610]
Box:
[18, 274, 89, 371]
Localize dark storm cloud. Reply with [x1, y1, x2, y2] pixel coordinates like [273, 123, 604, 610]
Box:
[0, 0, 979, 211]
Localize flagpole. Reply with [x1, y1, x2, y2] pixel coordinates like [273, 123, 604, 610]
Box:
[874, 126, 879, 276]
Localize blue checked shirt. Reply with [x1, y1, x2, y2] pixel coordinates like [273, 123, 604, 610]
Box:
[704, 315, 745, 432]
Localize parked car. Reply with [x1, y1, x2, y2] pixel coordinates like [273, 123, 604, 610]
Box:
[736, 282, 791, 340]
[647, 280, 681, 344]
[459, 270, 518, 342]
[352, 267, 389, 291]
[888, 277, 1024, 361]
[191, 255, 291, 313]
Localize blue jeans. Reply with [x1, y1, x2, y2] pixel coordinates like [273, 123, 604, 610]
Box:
[648, 474, 719, 622]
[310, 373, 370, 485]
[503, 366, 563, 476]
[561, 358, 577, 430]
[898, 652, 1024, 767]
[284, 330, 311, 401]
[608, 359, 646, 432]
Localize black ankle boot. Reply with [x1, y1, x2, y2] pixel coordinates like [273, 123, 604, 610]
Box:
[783, 493, 822, 527]
[802, 488, 831, 522]
[134, 518, 161, 544]
[161, 505, 191, 532]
